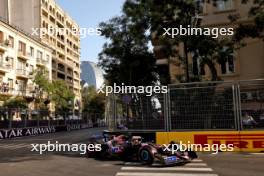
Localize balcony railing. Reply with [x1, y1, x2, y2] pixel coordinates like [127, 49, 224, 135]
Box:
[0, 42, 7, 52]
[16, 69, 28, 77]
[16, 89, 34, 97]
[0, 87, 34, 97]
[17, 51, 28, 60]
[36, 58, 48, 66]
[0, 62, 11, 72]
[0, 85, 14, 95]
[58, 66, 65, 72]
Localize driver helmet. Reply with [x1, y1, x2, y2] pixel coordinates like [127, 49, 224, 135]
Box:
[131, 136, 142, 146]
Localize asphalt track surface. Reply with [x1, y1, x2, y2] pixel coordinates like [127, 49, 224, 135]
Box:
[0, 128, 263, 176]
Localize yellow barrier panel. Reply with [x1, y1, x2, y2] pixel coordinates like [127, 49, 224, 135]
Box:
[156, 131, 264, 152]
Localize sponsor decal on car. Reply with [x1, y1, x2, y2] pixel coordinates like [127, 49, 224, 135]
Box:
[164, 156, 177, 163]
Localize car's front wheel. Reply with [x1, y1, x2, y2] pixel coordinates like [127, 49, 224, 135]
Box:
[139, 148, 154, 165]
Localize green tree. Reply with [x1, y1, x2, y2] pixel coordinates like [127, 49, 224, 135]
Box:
[98, 16, 157, 86]
[32, 69, 52, 109]
[33, 69, 53, 94]
[3, 97, 28, 120]
[3, 97, 28, 109]
[82, 86, 105, 118]
[230, 0, 264, 42]
[33, 69, 75, 113]
[122, 0, 234, 83]
[51, 80, 75, 113]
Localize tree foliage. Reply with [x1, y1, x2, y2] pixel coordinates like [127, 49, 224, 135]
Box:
[82, 86, 105, 117]
[98, 15, 157, 86]
[3, 97, 28, 109]
[33, 69, 53, 95]
[33, 69, 74, 112]
[51, 80, 75, 112]
[122, 0, 237, 83]
[231, 0, 264, 42]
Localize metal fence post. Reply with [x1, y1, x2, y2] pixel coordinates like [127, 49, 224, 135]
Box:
[8, 111, 12, 129]
[64, 112, 67, 125]
[57, 113, 59, 126]
[236, 83, 243, 131]
[167, 85, 171, 132]
[86, 113, 89, 126]
[232, 84, 237, 130]
[164, 87, 167, 132]
[24, 110, 28, 128]
[37, 112, 40, 127]
[113, 93, 117, 131]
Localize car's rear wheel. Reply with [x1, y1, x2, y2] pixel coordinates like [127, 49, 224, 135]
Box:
[139, 149, 154, 165]
[187, 151, 198, 159]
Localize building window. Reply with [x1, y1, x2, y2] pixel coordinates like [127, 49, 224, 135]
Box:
[18, 41, 26, 55]
[0, 31, 3, 43]
[37, 50, 43, 59]
[8, 36, 14, 48]
[220, 57, 235, 74]
[30, 47, 34, 57]
[29, 65, 34, 74]
[0, 54, 3, 65]
[8, 79, 13, 90]
[17, 80, 27, 92]
[192, 55, 205, 76]
[6, 57, 14, 69]
[58, 63, 65, 72]
[46, 55, 50, 62]
[216, 0, 233, 11]
[219, 47, 235, 74]
[17, 59, 26, 70]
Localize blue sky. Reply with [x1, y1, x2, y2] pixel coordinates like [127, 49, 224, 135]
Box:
[56, 0, 125, 63]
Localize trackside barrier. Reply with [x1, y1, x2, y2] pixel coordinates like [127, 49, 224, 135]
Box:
[0, 110, 104, 129]
[0, 123, 94, 139]
[156, 131, 264, 152]
[106, 79, 264, 152]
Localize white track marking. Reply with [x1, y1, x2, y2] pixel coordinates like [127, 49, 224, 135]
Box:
[191, 159, 203, 162]
[185, 163, 207, 166]
[121, 167, 213, 171]
[116, 172, 218, 176]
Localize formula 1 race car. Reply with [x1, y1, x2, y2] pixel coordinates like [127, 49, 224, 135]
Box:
[87, 131, 197, 166]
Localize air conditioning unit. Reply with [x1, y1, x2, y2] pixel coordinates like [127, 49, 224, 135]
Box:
[245, 92, 254, 100]
[191, 15, 203, 27]
[28, 74, 34, 79]
[242, 92, 257, 100]
[257, 90, 264, 100]
[4, 39, 10, 46]
[240, 92, 253, 101]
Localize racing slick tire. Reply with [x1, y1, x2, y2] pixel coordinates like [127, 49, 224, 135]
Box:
[187, 151, 198, 159]
[139, 148, 154, 165]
